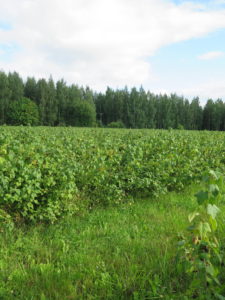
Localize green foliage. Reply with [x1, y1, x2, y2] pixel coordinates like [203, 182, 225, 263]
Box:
[0, 128, 77, 222]
[0, 71, 11, 124]
[177, 171, 224, 299]
[7, 71, 24, 102]
[6, 97, 39, 126]
[177, 124, 184, 130]
[0, 185, 206, 299]
[1, 69, 225, 129]
[107, 120, 125, 128]
[0, 209, 14, 232]
[65, 100, 96, 127]
[1, 127, 225, 223]
[24, 77, 37, 101]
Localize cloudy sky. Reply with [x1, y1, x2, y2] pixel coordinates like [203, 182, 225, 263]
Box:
[0, 0, 225, 102]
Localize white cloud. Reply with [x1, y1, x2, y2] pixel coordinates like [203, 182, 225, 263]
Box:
[198, 51, 224, 60]
[173, 79, 225, 104]
[1, 0, 225, 91]
[215, 0, 225, 5]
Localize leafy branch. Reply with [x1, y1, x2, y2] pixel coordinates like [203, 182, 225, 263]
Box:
[177, 170, 224, 299]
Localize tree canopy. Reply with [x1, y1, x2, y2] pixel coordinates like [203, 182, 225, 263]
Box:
[7, 97, 39, 126]
[0, 70, 225, 130]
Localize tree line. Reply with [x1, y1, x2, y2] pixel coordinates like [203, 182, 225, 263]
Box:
[0, 71, 96, 127]
[0, 70, 225, 130]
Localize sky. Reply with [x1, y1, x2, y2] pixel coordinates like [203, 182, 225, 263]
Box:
[0, 0, 225, 103]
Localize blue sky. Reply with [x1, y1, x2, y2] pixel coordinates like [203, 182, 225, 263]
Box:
[0, 0, 225, 103]
[0, 21, 12, 31]
[0, 43, 19, 62]
[151, 27, 225, 98]
[172, 0, 225, 8]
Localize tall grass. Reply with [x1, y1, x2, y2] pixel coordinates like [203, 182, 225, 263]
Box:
[1, 184, 225, 299]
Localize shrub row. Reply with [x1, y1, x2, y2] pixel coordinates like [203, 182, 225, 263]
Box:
[0, 127, 225, 222]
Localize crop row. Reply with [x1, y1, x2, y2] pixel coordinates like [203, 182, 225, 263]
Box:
[0, 127, 225, 222]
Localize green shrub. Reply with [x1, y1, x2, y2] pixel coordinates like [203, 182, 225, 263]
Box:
[177, 124, 184, 130]
[65, 100, 96, 127]
[0, 128, 77, 223]
[1, 127, 225, 223]
[107, 120, 125, 128]
[177, 171, 224, 299]
[6, 97, 39, 126]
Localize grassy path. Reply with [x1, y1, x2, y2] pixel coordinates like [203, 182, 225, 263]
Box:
[1, 185, 224, 299]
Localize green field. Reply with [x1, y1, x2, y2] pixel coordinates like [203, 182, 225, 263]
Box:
[1, 127, 225, 299]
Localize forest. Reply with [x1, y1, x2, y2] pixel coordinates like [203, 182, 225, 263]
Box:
[0, 70, 225, 130]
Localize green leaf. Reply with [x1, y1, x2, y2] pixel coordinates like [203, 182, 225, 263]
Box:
[214, 294, 225, 300]
[177, 240, 185, 247]
[209, 170, 219, 180]
[198, 222, 211, 238]
[209, 184, 220, 197]
[198, 222, 203, 238]
[207, 204, 220, 219]
[188, 211, 199, 223]
[195, 191, 208, 205]
[203, 222, 211, 235]
[206, 264, 215, 276]
[209, 216, 217, 231]
[0, 157, 5, 165]
[212, 276, 220, 285]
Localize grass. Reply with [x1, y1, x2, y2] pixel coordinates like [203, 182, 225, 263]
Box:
[1, 184, 225, 299]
